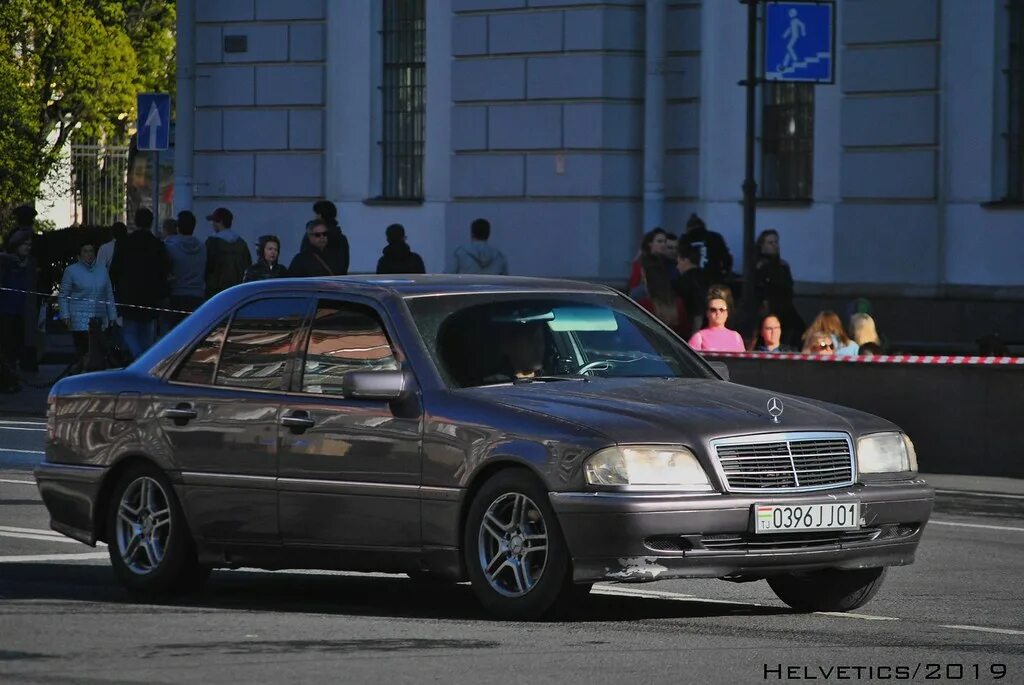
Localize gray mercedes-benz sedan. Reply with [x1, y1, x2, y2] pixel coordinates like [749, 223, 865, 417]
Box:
[36, 276, 933, 619]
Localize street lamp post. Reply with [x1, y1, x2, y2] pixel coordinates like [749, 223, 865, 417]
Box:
[740, 0, 760, 330]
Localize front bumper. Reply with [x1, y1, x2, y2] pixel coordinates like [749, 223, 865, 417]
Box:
[34, 462, 109, 545]
[550, 480, 934, 583]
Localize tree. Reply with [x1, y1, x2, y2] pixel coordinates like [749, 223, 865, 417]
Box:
[0, 0, 175, 224]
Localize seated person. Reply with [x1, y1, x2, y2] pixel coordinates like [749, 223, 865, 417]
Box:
[483, 321, 547, 383]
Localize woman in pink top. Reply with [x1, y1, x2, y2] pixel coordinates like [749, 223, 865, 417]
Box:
[688, 296, 745, 352]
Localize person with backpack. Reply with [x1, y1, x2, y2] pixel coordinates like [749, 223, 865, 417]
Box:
[204, 207, 251, 297]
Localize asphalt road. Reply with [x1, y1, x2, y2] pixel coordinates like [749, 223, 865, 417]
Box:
[2, 417, 1023, 684]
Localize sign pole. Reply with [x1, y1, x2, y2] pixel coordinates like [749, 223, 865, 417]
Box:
[740, 0, 759, 331]
[152, 150, 160, 230]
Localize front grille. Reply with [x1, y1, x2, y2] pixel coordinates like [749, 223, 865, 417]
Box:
[700, 528, 881, 552]
[713, 433, 854, 492]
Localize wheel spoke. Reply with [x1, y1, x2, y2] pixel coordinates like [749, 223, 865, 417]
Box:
[141, 538, 159, 568]
[139, 479, 152, 513]
[482, 518, 505, 544]
[150, 507, 171, 531]
[484, 550, 505, 576]
[510, 558, 528, 594]
[118, 509, 136, 527]
[524, 544, 547, 555]
[119, 498, 141, 519]
[510, 494, 525, 530]
[123, 532, 142, 561]
[486, 511, 511, 533]
[486, 558, 512, 585]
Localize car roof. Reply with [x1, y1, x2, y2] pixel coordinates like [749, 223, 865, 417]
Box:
[236, 274, 614, 298]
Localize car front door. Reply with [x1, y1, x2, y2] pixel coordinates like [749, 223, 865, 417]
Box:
[157, 296, 310, 545]
[277, 298, 422, 550]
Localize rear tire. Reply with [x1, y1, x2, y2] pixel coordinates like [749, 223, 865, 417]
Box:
[106, 463, 206, 594]
[768, 567, 887, 612]
[464, 470, 572, 620]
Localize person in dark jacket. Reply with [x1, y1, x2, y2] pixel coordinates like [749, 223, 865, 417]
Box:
[2, 205, 36, 251]
[673, 245, 709, 336]
[0, 230, 38, 391]
[163, 211, 207, 329]
[289, 220, 348, 277]
[754, 229, 805, 348]
[678, 213, 733, 286]
[299, 200, 349, 275]
[109, 208, 170, 359]
[376, 224, 426, 275]
[244, 235, 289, 281]
[204, 207, 252, 297]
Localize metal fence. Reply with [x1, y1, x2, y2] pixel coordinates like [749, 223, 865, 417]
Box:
[70, 144, 129, 226]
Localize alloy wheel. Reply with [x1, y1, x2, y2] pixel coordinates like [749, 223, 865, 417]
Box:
[115, 476, 172, 575]
[477, 492, 549, 598]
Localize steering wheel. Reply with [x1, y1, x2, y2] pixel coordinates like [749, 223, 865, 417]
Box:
[578, 360, 614, 376]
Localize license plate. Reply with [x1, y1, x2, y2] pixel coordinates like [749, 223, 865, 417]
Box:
[754, 502, 861, 533]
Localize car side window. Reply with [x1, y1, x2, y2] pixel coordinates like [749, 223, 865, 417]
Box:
[300, 300, 399, 396]
[171, 319, 229, 385]
[215, 298, 309, 391]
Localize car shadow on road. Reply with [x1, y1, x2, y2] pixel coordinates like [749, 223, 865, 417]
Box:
[0, 563, 792, 623]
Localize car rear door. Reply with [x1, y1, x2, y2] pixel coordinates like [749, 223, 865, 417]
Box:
[277, 298, 422, 550]
[157, 296, 311, 545]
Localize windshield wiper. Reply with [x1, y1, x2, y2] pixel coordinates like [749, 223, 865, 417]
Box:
[512, 374, 590, 384]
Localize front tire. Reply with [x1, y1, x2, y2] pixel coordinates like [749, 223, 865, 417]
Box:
[106, 463, 206, 594]
[464, 470, 572, 620]
[768, 567, 887, 612]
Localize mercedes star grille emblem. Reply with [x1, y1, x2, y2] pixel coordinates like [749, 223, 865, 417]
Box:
[767, 397, 784, 423]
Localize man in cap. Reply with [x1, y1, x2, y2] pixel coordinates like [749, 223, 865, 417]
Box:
[204, 207, 251, 298]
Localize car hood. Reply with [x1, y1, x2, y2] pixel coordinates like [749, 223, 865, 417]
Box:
[466, 377, 896, 446]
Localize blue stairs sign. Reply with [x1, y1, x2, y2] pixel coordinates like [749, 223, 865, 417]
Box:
[764, 2, 835, 83]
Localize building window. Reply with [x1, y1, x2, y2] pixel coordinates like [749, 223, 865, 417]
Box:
[381, 0, 425, 200]
[761, 82, 814, 200]
[1007, 0, 1024, 200]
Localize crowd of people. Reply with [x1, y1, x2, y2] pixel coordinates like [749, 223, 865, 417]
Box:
[627, 213, 887, 357]
[0, 201, 510, 386]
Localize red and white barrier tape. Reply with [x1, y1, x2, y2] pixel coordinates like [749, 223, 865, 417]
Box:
[0, 286, 192, 315]
[703, 350, 1024, 365]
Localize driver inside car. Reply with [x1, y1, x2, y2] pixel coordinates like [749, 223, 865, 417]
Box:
[485, 321, 547, 383]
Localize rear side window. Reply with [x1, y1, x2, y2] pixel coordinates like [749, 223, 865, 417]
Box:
[215, 298, 309, 391]
[300, 301, 399, 396]
[172, 319, 228, 385]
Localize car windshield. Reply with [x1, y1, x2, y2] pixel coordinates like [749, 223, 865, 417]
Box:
[405, 292, 714, 388]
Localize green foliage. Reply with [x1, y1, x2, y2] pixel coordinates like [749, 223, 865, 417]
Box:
[0, 0, 175, 220]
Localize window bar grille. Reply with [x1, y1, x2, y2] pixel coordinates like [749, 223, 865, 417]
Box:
[1008, 0, 1024, 199]
[381, 0, 425, 200]
[761, 82, 814, 200]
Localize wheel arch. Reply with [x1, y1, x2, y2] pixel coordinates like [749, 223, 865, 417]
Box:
[92, 454, 172, 544]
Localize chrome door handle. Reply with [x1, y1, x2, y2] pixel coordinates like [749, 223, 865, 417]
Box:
[281, 414, 316, 430]
[162, 405, 197, 425]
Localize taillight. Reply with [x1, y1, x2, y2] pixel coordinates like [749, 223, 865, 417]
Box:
[46, 392, 57, 442]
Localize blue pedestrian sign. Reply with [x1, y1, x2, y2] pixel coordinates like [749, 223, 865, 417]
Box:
[764, 2, 835, 83]
[136, 92, 171, 151]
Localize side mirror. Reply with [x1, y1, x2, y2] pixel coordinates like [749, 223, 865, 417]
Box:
[708, 361, 730, 381]
[342, 370, 410, 401]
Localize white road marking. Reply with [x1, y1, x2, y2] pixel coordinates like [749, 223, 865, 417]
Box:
[0, 478, 35, 485]
[935, 489, 1024, 500]
[0, 552, 108, 563]
[930, 519, 1024, 533]
[0, 426, 46, 432]
[940, 624, 1024, 636]
[0, 531, 83, 544]
[815, 611, 899, 621]
[0, 525, 63, 536]
[0, 420, 46, 426]
[0, 448, 45, 454]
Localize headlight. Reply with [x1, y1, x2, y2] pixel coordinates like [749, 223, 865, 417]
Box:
[584, 446, 713, 490]
[857, 432, 918, 474]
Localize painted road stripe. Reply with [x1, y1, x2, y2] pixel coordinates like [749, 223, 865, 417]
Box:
[0, 420, 46, 426]
[0, 531, 83, 544]
[0, 448, 45, 455]
[0, 426, 46, 432]
[940, 624, 1024, 636]
[930, 519, 1024, 533]
[0, 525, 63, 536]
[934, 489, 1024, 500]
[0, 552, 108, 563]
[0, 478, 36, 485]
[815, 611, 899, 621]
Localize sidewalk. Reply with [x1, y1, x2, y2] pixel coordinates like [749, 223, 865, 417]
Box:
[0, 363, 70, 416]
